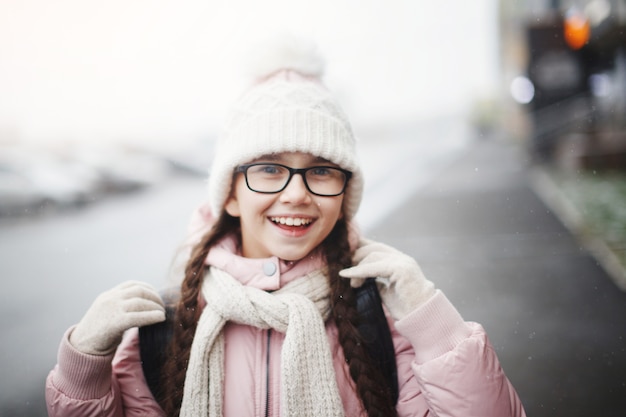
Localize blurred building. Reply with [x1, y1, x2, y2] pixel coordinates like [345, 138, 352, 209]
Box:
[500, 0, 626, 169]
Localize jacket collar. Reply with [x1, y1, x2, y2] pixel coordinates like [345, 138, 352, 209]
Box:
[204, 235, 326, 291]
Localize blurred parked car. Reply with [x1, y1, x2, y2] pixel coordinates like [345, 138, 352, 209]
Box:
[0, 144, 171, 217]
[69, 146, 170, 192]
[0, 164, 47, 216]
[0, 156, 97, 216]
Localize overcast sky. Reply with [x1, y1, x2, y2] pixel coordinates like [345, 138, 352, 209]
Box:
[0, 0, 498, 149]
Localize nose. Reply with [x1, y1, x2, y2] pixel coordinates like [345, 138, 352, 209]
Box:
[279, 173, 312, 205]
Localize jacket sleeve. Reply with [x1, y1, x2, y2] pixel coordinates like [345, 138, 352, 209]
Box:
[392, 290, 527, 417]
[45, 327, 164, 417]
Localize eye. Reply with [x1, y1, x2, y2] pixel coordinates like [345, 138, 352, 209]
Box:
[260, 165, 280, 174]
[309, 167, 334, 177]
[249, 164, 286, 176]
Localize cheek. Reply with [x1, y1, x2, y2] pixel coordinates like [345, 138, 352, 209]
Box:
[227, 179, 277, 219]
[320, 197, 344, 222]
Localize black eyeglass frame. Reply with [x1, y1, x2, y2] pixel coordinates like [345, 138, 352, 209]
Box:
[234, 163, 353, 197]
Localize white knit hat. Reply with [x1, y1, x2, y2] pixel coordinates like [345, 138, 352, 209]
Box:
[208, 36, 363, 219]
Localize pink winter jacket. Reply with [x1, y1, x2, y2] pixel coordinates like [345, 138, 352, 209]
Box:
[46, 240, 527, 417]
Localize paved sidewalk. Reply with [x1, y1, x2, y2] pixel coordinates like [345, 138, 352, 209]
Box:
[530, 167, 626, 291]
[367, 136, 626, 417]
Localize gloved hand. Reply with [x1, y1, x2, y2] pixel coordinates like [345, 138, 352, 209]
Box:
[69, 281, 166, 355]
[339, 239, 435, 320]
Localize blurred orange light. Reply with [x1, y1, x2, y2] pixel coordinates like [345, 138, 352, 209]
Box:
[564, 12, 590, 50]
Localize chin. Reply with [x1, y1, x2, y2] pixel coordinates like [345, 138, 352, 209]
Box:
[277, 253, 307, 262]
[274, 246, 315, 263]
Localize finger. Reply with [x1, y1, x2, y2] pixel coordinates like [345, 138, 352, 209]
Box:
[123, 298, 166, 314]
[349, 278, 366, 288]
[340, 260, 394, 279]
[374, 276, 392, 288]
[118, 283, 165, 307]
[352, 242, 396, 263]
[355, 238, 374, 248]
[120, 310, 167, 329]
[338, 265, 367, 279]
[134, 287, 165, 307]
[112, 280, 156, 291]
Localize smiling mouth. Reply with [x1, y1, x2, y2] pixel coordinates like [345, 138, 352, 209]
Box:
[269, 216, 313, 227]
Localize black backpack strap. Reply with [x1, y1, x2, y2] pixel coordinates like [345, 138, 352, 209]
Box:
[138, 288, 179, 403]
[139, 280, 399, 405]
[354, 278, 399, 405]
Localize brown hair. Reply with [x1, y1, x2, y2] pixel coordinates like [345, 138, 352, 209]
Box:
[159, 214, 396, 417]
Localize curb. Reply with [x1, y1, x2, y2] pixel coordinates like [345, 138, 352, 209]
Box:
[529, 167, 626, 291]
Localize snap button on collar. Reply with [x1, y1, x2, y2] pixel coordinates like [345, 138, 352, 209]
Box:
[263, 261, 277, 277]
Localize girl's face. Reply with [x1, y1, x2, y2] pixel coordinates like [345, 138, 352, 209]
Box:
[225, 152, 345, 261]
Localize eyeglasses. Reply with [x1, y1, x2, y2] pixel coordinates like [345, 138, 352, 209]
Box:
[234, 163, 352, 196]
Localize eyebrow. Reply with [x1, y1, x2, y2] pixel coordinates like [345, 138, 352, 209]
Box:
[255, 154, 280, 161]
[253, 154, 332, 164]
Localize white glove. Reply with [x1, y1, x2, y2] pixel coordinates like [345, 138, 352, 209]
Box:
[70, 281, 166, 355]
[339, 239, 435, 320]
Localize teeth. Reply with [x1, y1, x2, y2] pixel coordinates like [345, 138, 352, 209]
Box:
[270, 217, 312, 226]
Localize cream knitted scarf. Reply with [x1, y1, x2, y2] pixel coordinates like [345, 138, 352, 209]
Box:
[179, 266, 345, 417]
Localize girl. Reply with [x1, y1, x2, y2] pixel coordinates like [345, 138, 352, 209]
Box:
[46, 38, 527, 417]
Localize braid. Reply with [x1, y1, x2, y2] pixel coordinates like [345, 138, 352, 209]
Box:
[160, 213, 239, 416]
[324, 220, 397, 417]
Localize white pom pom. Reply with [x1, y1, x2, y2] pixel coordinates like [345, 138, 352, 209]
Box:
[244, 33, 325, 81]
